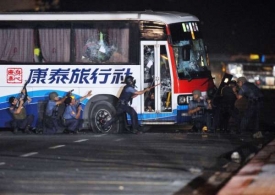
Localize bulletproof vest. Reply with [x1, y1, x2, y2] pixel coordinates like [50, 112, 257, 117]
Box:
[52, 105, 59, 118]
[13, 107, 27, 120]
[190, 100, 205, 117]
[119, 85, 134, 103]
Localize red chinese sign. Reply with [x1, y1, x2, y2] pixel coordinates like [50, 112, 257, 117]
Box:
[7, 68, 23, 84]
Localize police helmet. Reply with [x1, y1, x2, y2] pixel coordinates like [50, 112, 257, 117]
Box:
[125, 76, 134, 85]
[49, 92, 58, 100]
[192, 89, 201, 96]
[237, 77, 247, 83]
[9, 96, 15, 104]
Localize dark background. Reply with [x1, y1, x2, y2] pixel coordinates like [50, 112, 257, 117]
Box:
[58, 0, 275, 55]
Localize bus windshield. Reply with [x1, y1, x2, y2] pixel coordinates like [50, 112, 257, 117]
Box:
[169, 22, 210, 80]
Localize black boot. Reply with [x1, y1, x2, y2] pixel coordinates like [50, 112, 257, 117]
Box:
[24, 125, 31, 134]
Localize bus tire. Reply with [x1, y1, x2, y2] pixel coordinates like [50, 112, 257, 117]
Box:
[89, 101, 123, 134]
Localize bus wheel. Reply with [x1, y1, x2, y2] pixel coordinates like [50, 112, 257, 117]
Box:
[89, 101, 123, 134]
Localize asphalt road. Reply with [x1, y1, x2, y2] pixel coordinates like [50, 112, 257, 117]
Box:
[0, 129, 273, 195]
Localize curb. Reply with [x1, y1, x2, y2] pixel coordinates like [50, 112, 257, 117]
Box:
[218, 139, 275, 195]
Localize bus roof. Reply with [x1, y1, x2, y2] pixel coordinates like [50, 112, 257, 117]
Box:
[0, 11, 199, 24]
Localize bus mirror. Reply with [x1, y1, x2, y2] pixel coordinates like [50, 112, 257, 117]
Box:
[182, 45, 190, 61]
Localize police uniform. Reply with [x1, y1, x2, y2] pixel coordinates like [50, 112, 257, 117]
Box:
[102, 77, 139, 132]
[62, 99, 82, 133]
[188, 91, 208, 132]
[238, 80, 263, 134]
[219, 82, 237, 132]
[44, 99, 60, 134]
[9, 96, 34, 133]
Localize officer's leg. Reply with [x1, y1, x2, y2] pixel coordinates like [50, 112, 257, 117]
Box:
[26, 115, 34, 126]
[124, 105, 139, 131]
[10, 119, 19, 133]
[102, 107, 124, 129]
[240, 105, 253, 133]
[66, 119, 78, 132]
[206, 112, 213, 132]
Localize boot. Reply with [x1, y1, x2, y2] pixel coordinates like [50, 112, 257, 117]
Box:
[24, 125, 31, 134]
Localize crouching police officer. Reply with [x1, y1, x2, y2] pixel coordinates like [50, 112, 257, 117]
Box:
[43, 91, 68, 134]
[9, 88, 34, 134]
[188, 90, 209, 132]
[236, 76, 264, 138]
[62, 90, 92, 134]
[102, 76, 151, 134]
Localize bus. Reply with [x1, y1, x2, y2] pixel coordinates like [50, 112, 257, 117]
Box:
[0, 11, 215, 133]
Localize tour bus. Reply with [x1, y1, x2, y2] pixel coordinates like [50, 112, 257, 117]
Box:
[0, 11, 215, 133]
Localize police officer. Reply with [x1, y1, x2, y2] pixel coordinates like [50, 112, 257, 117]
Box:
[188, 90, 211, 132]
[102, 76, 151, 134]
[43, 91, 68, 134]
[236, 76, 263, 138]
[9, 88, 34, 134]
[219, 80, 238, 133]
[62, 90, 92, 134]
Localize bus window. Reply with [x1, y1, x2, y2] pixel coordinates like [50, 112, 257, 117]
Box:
[0, 28, 34, 63]
[38, 28, 70, 63]
[74, 22, 130, 64]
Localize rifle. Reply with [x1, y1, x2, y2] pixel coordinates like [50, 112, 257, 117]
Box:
[22, 80, 29, 103]
[15, 80, 29, 108]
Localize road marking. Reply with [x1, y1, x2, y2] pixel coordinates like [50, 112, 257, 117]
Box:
[115, 138, 124, 142]
[94, 134, 106, 137]
[74, 139, 88, 143]
[49, 145, 65, 149]
[20, 152, 38, 157]
[0, 162, 5, 166]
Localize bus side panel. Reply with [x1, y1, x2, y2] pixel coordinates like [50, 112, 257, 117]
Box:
[0, 64, 143, 128]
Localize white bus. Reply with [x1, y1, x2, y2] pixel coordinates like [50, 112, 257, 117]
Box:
[0, 11, 215, 133]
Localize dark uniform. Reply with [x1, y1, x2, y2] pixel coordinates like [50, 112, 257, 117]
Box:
[9, 95, 34, 134]
[219, 81, 237, 132]
[237, 78, 263, 135]
[102, 76, 141, 133]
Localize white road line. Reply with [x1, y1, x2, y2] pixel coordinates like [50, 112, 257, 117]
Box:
[94, 134, 106, 137]
[0, 162, 6, 166]
[20, 152, 38, 157]
[74, 139, 89, 143]
[115, 139, 124, 142]
[49, 145, 65, 149]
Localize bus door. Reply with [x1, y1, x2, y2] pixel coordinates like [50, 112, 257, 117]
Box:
[140, 41, 173, 124]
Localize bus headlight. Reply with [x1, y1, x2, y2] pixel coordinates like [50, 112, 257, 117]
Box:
[178, 95, 187, 105]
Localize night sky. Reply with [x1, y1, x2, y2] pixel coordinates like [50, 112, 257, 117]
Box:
[59, 0, 274, 55]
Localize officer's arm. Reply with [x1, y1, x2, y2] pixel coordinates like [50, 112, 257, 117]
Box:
[75, 106, 82, 119]
[188, 107, 201, 115]
[79, 90, 92, 102]
[56, 96, 66, 105]
[134, 88, 150, 95]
